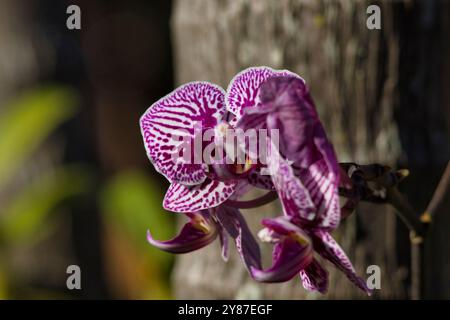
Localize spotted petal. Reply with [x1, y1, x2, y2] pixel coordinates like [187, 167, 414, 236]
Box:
[140, 82, 226, 185]
[300, 258, 329, 294]
[147, 212, 217, 254]
[226, 66, 303, 120]
[246, 166, 275, 190]
[163, 179, 237, 213]
[312, 230, 372, 295]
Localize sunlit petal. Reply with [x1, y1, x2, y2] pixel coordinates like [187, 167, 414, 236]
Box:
[140, 82, 226, 185]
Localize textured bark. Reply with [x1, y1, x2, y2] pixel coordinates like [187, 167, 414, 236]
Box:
[171, 0, 450, 299]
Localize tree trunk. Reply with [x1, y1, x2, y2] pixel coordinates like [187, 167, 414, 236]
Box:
[171, 0, 450, 299]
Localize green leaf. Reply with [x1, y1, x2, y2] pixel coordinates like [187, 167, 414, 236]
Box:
[0, 86, 78, 190]
[0, 165, 92, 244]
[100, 170, 175, 268]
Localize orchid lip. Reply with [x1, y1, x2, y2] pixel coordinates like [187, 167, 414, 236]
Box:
[211, 158, 256, 182]
[146, 214, 218, 254]
[191, 214, 211, 233]
[288, 231, 310, 246]
[146, 228, 217, 254]
[251, 216, 314, 283]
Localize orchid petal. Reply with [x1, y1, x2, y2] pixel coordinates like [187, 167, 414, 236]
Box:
[246, 167, 275, 190]
[251, 238, 313, 283]
[147, 213, 217, 254]
[229, 180, 253, 200]
[237, 112, 268, 132]
[260, 216, 307, 236]
[257, 76, 321, 167]
[251, 217, 313, 282]
[163, 179, 237, 213]
[309, 125, 341, 229]
[267, 144, 316, 222]
[226, 66, 303, 120]
[140, 82, 226, 185]
[300, 259, 329, 294]
[313, 230, 372, 295]
[248, 75, 341, 229]
[219, 227, 230, 262]
[215, 206, 262, 271]
[293, 159, 340, 230]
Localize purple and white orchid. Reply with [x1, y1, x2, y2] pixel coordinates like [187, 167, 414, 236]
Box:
[140, 80, 267, 272]
[140, 66, 371, 295]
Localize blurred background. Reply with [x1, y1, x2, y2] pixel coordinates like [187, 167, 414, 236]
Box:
[0, 0, 174, 299]
[0, 0, 448, 299]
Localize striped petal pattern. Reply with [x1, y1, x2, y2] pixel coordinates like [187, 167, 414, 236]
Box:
[140, 82, 226, 185]
[226, 67, 304, 120]
[268, 144, 316, 222]
[293, 159, 340, 229]
[241, 75, 341, 230]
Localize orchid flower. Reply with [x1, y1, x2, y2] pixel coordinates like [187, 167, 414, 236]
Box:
[140, 81, 272, 272]
[140, 81, 273, 213]
[140, 66, 371, 295]
[234, 68, 371, 294]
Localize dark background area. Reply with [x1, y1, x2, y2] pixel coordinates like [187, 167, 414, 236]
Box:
[0, 0, 174, 299]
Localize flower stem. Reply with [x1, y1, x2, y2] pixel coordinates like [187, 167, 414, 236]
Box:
[225, 191, 278, 209]
[411, 238, 425, 300]
[386, 187, 425, 237]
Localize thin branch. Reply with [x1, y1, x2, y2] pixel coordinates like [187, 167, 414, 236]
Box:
[339, 161, 450, 300]
[339, 162, 424, 235]
[386, 187, 425, 237]
[411, 240, 424, 300]
[410, 160, 450, 300]
[424, 160, 450, 219]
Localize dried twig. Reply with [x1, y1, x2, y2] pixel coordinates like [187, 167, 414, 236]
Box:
[424, 161, 450, 220]
[338, 162, 450, 300]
